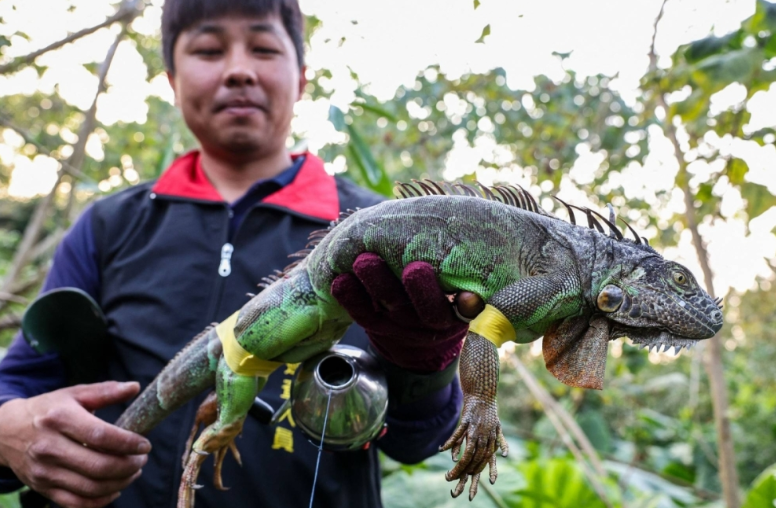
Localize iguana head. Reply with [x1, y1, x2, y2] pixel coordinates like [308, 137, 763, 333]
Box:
[543, 236, 722, 391]
[594, 253, 723, 348]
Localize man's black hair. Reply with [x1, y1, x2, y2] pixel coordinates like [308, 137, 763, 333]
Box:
[162, 0, 305, 73]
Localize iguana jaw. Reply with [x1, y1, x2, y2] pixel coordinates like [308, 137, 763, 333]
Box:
[611, 327, 702, 355]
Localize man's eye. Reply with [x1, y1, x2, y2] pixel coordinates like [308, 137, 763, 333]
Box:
[195, 48, 222, 56]
[253, 46, 280, 55]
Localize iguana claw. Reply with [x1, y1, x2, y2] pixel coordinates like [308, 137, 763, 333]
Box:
[439, 395, 508, 500]
[178, 393, 245, 508]
[440, 332, 507, 500]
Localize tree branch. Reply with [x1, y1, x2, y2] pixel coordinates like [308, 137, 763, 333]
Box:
[508, 354, 616, 508]
[0, 114, 90, 181]
[0, 10, 133, 297]
[0, 314, 22, 332]
[0, 292, 27, 304]
[0, 1, 141, 75]
[648, 3, 740, 507]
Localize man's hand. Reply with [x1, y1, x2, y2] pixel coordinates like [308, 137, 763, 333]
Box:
[0, 381, 151, 508]
[331, 253, 468, 373]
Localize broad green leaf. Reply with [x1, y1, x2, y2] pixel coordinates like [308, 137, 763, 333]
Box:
[516, 459, 607, 508]
[692, 48, 761, 91]
[328, 105, 347, 131]
[748, 0, 776, 33]
[741, 181, 776, 219]
[684, 31, 743, 63]
[345, 123, 393, 196]
[727, 158, 749, 185]
[671, 88, 707, 122]
[354, 100, 398, 122]
[576, 410, 614, 453]
[742, 463, 776, 508]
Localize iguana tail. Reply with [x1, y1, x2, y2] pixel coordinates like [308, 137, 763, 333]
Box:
[116, 325, 222, 435]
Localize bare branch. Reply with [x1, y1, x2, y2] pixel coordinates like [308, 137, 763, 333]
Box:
[0, 10, 133, 296]
[0, 314, 22, 332]
[648, 0, 669, 74]
[0, 115, 90, 181]
[647, 3, 739, 507]
[508, 354, 616, 508]
[0, 1, 141, 75]
[0, 292, 27, 304]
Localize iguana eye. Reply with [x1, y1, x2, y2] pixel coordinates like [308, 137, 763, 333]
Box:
[673, 272, 687, 285]
[597, 285, 623, 312]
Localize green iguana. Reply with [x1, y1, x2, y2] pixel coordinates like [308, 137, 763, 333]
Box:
[115, 181, 723, 506]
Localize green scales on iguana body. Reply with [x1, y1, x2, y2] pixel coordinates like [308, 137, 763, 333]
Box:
[115, 181, 723, 506]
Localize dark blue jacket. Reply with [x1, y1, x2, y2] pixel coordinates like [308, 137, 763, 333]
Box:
[0, 152, 462, 508]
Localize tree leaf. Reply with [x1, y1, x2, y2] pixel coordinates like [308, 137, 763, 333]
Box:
[345, 123, 393, 196]
[727, 157, 749, 185]
[742, 463, 776, 508]
[741, 181, 776, 219]
[692, 48, 761, 91]
[353, 100, 398, 122]
[328, 105, 347, 131]
[475, 24, 491, 44]
[684, 31, 743, 63]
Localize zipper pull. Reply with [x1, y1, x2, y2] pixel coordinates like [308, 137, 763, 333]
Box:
[219, 243, 234, 277]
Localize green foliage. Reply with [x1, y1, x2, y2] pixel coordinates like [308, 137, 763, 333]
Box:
[381, 451, 613, 508]
[0, 492, 19, 508]
[0, 2, 775, 507]
[743, 464, 776, 508]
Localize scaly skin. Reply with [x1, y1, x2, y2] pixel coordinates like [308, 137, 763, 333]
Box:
[117, 189, 724, 506]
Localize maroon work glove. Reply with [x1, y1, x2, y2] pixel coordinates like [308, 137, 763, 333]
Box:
[330, 253, 468, 373]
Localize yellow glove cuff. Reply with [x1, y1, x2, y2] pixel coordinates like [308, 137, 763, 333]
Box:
[216, 311, 283, 378]
[468, 304, 516, 348]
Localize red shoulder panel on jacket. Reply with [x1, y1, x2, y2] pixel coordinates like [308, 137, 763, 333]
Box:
[263, 153, 340, 221]
[150, 151, 340, 221]
[151, 151, 224, 202]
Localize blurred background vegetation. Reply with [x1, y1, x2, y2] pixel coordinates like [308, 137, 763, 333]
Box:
[1, 0, 776, 507]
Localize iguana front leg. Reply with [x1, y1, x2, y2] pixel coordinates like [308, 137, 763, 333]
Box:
[440, 332, 507, 500]
[441, 273, 582, 500]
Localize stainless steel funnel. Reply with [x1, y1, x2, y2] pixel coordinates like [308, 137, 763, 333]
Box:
[289, 345, 388, 451]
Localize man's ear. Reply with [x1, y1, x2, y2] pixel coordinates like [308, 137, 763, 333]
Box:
[166, 70, 179, 106]
[296, 66, 307, 101]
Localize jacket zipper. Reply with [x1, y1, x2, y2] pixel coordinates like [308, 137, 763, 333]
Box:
[218, 242, 234, 277]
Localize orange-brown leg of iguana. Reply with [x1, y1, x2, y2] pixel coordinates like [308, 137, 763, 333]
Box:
[179, 420, 244, 508]
[439, 332, 508, 501]
[178, 360, 260, 508]
[183, 392, 218, 468]
[182, 391, 244, 491]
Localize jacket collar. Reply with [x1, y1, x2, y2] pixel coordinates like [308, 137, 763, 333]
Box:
[151, 150, 340, 221]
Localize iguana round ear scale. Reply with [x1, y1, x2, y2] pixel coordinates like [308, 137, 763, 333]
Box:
[454, 291, 485, 320]
[597, 285, 624, 312]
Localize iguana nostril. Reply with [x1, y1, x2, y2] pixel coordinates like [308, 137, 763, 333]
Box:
[597, 285, 623, 312]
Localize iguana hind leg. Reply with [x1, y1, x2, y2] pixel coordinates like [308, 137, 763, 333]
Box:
[178, 359, 263, 508]
[440, 332, 508, 501]
[182, 391, 242, 487]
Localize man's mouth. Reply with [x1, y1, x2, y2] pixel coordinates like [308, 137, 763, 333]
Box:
[214, 98, 266, 116]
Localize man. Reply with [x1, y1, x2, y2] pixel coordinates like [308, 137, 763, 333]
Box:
[0, 1, 466, 507]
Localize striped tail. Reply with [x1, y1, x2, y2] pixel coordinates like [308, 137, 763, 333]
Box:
[116, 325, 222, 435]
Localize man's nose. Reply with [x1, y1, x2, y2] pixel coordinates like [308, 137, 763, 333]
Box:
[224, 50, 257, 87]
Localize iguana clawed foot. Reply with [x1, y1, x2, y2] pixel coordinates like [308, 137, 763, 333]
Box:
[439, 395, 508, 501]
[178, 393, 244, 508]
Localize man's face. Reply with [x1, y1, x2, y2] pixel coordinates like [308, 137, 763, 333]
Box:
[168, 15, 305, 160]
